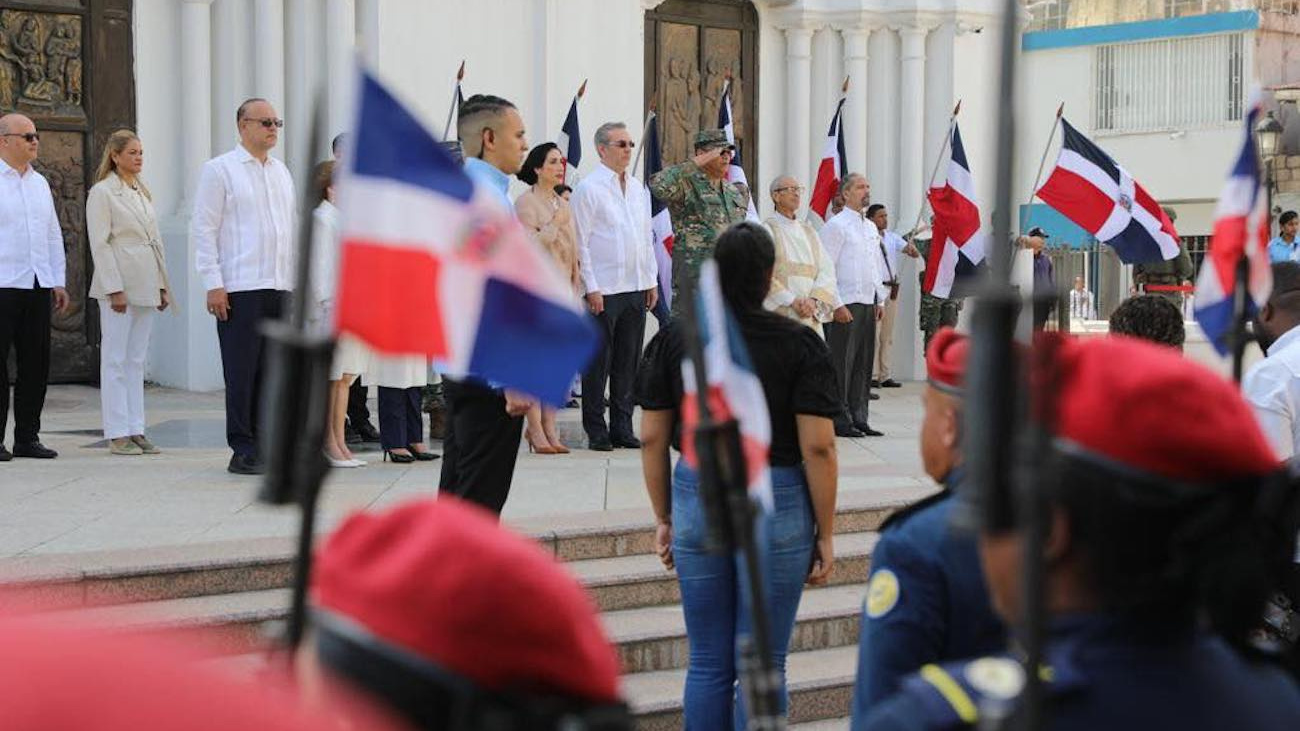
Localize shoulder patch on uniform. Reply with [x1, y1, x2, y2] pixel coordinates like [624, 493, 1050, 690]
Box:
[865, 568, 901, 619]
[880, 489, 952, 530]
[964, 657, 1025, 701]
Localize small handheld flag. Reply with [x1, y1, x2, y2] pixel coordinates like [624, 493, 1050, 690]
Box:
[336, 70, 597, 406]
[809, 77, 849, 226]
[556, 79, 587, 180]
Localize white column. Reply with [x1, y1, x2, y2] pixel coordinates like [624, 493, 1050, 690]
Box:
[181, 0, 215, 211]
[326, 0, 357, 138]
[356, 0, 381, 67]
[785, 28, 813, 197]
[867, 27, 899, 216]
[896, 25, 928, 230]
[254, 0, 286, 159]
[841, 27, 870, 178]
[212, 0, 251, 152]
[286, 0, 313, 175]
[923, 21, 956, 196]
[808, 28, 837, 190]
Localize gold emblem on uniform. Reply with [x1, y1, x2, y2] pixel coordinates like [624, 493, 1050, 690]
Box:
[865, 568, 900, 619]
[963, 657, 1025, 700]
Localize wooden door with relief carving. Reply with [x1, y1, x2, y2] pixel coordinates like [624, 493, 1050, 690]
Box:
[645, 0, 758, 187]
[0, 0, 135, 383]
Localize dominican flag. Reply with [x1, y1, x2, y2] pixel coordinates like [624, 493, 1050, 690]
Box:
[924, 122, 986, 298]
[644, 113, 675, 312]
[1194, 94, 1273, 356]
[556, 80, 587, 180]
[680, 261, 772, 512]
[335, 70, 598, 405]
[809, 94, 847, 225]
[718, 81, 760, 222]
[1036, 119, 1180, 263]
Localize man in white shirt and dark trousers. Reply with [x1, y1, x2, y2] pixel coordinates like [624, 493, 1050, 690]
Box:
[0, 114, 69, 461]
[571, 122, 658, 451]
[820, 174, 887, 438]
[191, 99, 296, 475]
[1244, 262, 1300, 460]
[866, 204, 919, 389]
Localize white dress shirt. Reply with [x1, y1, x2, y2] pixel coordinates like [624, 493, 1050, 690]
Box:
[191, 145, 297, 293]
[570, 163, 657, 296]
[0, 159, 65, 289]
[1243, 324, 1300, 460]
[820, 208, 888, 306]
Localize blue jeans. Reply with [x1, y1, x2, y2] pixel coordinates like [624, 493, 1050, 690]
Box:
[672, 461, 816, 730]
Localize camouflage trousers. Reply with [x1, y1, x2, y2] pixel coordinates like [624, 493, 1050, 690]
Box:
[1143, 289, 1185, 310]
[670, 247, 713, 318]
[920, 293, 962, 352]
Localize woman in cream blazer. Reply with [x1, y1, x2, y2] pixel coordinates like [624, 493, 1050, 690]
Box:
[86, 130, 170, 456]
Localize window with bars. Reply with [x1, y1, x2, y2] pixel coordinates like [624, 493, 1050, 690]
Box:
[1165, 0, 1209, 16]
[1027, 0, 1071, 31]
[1094, 33, 1245, 133]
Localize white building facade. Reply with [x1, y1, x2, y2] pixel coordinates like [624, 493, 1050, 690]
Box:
[127, 0, 1293, 390]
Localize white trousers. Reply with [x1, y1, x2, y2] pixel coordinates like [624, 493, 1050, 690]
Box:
[100, 305, 154, 439]
[874, 296, 898, 380]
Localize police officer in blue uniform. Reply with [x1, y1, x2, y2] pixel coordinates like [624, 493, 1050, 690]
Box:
[857, 334, 1300, 730]
[850, 328, 1006, 725]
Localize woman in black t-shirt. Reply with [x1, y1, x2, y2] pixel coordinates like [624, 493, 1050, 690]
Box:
[635, 221, 841, 728]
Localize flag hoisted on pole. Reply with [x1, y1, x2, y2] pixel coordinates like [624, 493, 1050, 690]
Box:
[1035, 118, 1180, 263]
[441, 60, 465, 141]
[925, 118, 987, 298]
[643, 109, 675, 313]
[680, 260, 772, 513]
[717, 76, 760, 222]
[556, 79, 587, 182]
[335, 69, 598, 406]
[1194, 91, 1273, 360]
[809, 77, 849, 227]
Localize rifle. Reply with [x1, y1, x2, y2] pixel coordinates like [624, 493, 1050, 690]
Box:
[677, 275, 785, 730]
[257, 97, 335, 654]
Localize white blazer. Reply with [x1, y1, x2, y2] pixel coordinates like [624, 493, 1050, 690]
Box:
[87, 172, 170, 306]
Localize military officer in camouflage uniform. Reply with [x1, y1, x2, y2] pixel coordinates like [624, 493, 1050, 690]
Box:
[649, 129, 749, 314]
[914, 234, 963, 352]
[1133, 206, 1193, 309]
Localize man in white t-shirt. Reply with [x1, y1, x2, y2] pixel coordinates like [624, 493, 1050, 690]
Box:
[1243, 262, 1300, 460]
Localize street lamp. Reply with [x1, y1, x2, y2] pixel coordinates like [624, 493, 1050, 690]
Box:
[1256, 110, 1284, 234]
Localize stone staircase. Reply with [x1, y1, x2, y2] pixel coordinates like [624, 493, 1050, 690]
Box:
[0, 488, 929, 728]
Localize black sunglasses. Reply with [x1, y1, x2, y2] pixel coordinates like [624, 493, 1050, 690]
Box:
[603, 141, 635, 149]
[2, 132, 39, 143]
[244, 118, 285, 129]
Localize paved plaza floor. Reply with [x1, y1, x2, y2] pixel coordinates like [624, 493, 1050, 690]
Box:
[0, 383, 932, 558]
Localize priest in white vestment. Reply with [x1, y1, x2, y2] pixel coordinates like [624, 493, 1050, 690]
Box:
[762, 175, 843, 336]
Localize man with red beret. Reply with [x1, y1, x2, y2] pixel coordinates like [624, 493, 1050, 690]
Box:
[301, 495, 631, 730]
[849, 327, 1006, 725]
[857, 335, 1300, 730]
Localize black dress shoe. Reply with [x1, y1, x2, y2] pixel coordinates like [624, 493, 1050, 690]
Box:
[344, 424, 362, 445]
[859, 425, 884, 437]
[0, 445, 11, 462]
[227, 454, 264, 475]
[355, 421, 382, 442]
[871, 379, 882, 388]
[611, 434, 641, 449]
[881, 379, 903, 388]
[835, 425, 865, 438]
[588, 436, 614, 452]
[13, 442, 57, 459]
[869, 392, 881, 400]
[409, 448, 441, 461]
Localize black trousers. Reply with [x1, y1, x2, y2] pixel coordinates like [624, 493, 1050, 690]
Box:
[215, 289, 286, 458]
[0, 285, 51, 444]
[581, 291, 646, 441]
[825, 302, 878, 428]
[438, 379, 524, 515]
[378, 386, 423, 450]
[346, 376, 372, 427]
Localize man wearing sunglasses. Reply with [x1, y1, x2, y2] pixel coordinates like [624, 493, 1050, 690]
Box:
[0, 113, 69, 462]
[191, 98, 296, 475]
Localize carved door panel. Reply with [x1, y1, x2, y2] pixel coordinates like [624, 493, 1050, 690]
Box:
[645, 0, 758, 184]
[0, 0, 134, 383]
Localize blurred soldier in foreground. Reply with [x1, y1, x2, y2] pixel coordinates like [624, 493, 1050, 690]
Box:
[858, 335, 1300, 730]
[850, 328, 1005, 724]
[1133, 206, 1193, 308]
[1, 618, 347, 731]
[299, 496, 631, 730]
[649, 129, 747, 314]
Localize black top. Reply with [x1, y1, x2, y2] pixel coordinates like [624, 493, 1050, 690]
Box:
[634, 310, 842, 466]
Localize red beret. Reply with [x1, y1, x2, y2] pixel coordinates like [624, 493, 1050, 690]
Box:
[926, 327, 969, 395]
[1051, 334, 1278, 482]
[0, 620, 338, 730]
[312, 497, 621, 705]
